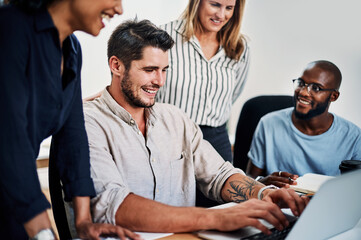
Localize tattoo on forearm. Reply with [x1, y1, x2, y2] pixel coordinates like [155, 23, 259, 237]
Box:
[227, 178, 261, 203]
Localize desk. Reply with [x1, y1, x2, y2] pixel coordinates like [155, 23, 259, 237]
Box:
[37, 139, 50, 168]
[36, 157, 49, 168]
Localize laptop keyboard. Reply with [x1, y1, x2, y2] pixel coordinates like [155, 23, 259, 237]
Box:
[242, 219, 297, 240]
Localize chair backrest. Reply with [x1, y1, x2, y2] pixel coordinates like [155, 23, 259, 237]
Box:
[48, 160, 72, 240]
[233, 95, 294, 171]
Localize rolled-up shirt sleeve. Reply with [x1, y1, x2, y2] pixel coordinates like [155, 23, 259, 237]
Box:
[191, 117, 245, 203]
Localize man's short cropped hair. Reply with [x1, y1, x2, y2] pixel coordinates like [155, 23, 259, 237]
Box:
[107, 19, 174, 69]
[310, 60, 342, 90]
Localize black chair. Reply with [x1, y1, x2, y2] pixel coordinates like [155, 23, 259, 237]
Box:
[233, 95, 294, 172]
[48, 159, 72, 240]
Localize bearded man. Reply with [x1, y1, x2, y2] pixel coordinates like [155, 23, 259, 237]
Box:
[246, 60, 361, 187]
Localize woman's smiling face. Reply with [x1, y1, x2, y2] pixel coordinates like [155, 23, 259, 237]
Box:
[197, 0, 236, 34]
[69, 0, 123, 36]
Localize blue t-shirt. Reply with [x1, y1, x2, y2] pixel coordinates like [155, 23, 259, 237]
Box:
[248, 107, 361, 176]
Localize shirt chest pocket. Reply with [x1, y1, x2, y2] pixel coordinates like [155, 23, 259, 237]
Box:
[169, 150, 194, 196]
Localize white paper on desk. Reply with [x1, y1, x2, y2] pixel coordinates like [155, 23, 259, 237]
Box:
[99, 232, 173, 240]
[290, 173, 334, 194]
[135, 232, 173, 239]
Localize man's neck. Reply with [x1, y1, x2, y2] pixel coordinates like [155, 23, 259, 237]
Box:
[291, 111, 334, 136]
[108, 86, 147, 136]
[127, 107, 147, 136]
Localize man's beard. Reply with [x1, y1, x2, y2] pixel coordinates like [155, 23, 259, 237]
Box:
[121, 72, 156, 108]
[294, 95, 331, 120]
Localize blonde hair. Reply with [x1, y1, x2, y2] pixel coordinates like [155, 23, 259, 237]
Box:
[181, 0, 246, 60]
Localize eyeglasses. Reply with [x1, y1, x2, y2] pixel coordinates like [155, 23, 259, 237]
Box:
[292, 79, 337, 95]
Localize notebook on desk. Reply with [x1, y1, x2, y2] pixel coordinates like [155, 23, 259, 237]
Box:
[198, 170, 361, 240]
[289, 173, 334, 194]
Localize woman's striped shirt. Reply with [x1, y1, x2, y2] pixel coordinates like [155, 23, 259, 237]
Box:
[156, 19, 250, 127]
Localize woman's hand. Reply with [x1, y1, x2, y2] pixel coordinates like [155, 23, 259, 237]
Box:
[73, 196, 142, 240]
[77, 221, 142, 240]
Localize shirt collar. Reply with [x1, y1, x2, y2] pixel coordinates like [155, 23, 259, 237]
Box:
[101, 87, 157, 127]
[34, 8, 56, 32]
[33, 7, 78, 57]
[34, 8, 78, 76]
[62, 35, 79, 76]
[174, 19, 186, 36]
[175, 19, 225, 61]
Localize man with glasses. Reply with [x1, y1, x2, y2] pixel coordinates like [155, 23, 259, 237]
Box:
[246, 60, 361, 187]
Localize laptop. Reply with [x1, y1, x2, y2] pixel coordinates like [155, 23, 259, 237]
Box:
[198, 169, 361, 240]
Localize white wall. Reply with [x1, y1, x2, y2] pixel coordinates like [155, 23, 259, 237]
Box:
[76, 0, 361, 141]
[229, 0, 361, 138]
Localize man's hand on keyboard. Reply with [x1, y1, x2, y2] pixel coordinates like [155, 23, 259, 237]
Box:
[207, 199, 290, 235]
[261, 188, 310, 217]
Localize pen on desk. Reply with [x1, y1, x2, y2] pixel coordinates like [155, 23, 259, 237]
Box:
[288, 177, 295, 182]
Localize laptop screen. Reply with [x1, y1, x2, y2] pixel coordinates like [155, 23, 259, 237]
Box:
[197, 170, 361, 240]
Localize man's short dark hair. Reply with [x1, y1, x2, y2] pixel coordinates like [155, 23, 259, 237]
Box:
[107, 19, 174, 70]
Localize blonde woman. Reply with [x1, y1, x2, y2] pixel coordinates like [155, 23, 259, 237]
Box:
[157, 0, 250, 164]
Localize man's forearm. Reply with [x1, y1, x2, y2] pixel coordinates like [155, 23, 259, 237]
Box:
[221, 173, 264, 203]
[115, 193, 215, 233]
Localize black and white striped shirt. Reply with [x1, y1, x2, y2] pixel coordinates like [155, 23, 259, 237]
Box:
[156, 19, 250, 127]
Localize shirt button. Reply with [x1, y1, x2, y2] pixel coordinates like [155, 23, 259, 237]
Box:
[138, 130, 142, 135]
[156, 189, 159, 193]
[130, 119, 135, 125]
[152, 158, 156, 162]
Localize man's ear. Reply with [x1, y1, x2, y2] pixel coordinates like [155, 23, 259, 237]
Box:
[109, 56, 125, 77]
[330, 90, 340, 102]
